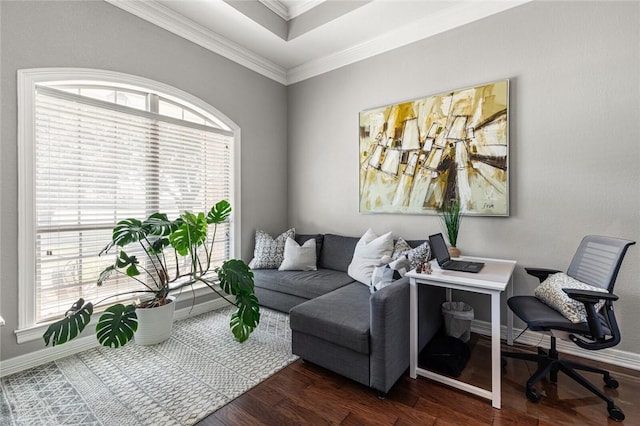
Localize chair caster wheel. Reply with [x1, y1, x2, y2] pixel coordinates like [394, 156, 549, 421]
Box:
[608, 405, 625, 421]
[525, 388, 540, 403]
[604, 376, 619, 389]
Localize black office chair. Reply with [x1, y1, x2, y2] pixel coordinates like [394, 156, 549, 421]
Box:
[502, 235, 635, 421]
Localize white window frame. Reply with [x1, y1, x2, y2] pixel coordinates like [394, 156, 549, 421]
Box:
[16, 68, 242, 343]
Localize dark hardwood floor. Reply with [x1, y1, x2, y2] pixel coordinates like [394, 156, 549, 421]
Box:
[198, 334, 639, 425]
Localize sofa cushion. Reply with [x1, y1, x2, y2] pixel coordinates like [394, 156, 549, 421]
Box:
[318, 234, 359, 272]
[295, 234, 324, 260]
[290, 283, 371, 354]
[252, 269, 356, 300]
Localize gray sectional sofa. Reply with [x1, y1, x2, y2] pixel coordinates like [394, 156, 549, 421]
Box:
[252, 233, 445, 396]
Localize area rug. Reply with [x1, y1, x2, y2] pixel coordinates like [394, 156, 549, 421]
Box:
[0, 306, 298, 425]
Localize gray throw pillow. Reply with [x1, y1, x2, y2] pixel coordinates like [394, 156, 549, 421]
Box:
[392, 237, 431, 271]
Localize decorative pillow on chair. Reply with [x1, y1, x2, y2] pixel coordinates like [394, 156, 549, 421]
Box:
[279, 237, 317, 271]
[348, 229, 394, 285]
[534, 272, 608, 323]
[392, 237, 431, 273]
[249, 228, 295, 269]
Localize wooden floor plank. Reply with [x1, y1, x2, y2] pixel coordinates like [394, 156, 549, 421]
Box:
[197, 334, 638, 425]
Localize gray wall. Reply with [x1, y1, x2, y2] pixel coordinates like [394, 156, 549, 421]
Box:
[0, 1, 288, 361]
[287, 1, 640, 354]
[2, 0, 639, 363]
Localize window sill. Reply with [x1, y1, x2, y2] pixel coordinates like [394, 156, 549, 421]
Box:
[14, 281, 221, 344]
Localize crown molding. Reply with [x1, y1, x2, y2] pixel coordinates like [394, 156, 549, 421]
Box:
[286, 0, 531, 84]
[287, 0, 326, 19]
[105, 0, 287, 85]
[259, 0, 290, 20]
[260, 0, 326, 20]
[106, 0, 530, 86]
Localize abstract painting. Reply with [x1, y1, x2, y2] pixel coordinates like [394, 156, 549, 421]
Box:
[359, 80, 509, 216]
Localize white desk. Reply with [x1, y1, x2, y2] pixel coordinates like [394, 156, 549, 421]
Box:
[407, 257, 516, 409]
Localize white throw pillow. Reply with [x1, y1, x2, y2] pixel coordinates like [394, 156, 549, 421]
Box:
[278, 237, 317, 271]
[248, 228, 295, 269]
[348, 229, 394, 285]
[534, 272, 608, 323]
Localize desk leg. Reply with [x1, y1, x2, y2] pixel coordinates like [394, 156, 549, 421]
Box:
[507, 276, 514, 346]
[409, 278, 417, 379]
[491, 291, 501, 409]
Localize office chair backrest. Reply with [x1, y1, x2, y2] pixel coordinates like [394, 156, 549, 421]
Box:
[567, 235, 636, 292]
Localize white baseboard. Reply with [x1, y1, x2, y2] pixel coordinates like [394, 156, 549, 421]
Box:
[0, 297, 228, 378]
[4, 310, 638, 378]
[471, 319, 640, 372]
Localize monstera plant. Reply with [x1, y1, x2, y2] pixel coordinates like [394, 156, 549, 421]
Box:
[43, 200, 259, 348]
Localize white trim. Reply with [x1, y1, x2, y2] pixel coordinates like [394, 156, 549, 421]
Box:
[0, 316, 5, 327]
[286, 0, 325, 19]
[17, 70, 37, 332]
[5, 314, 638, 379]
[2, 297, 228, 378]
[15, 284, 220, 344]
[259, 0, 289, 20]
[471, 320, 640, 372]
[287, 1, 531, 84]
[259, 0, 325, 21]
[17, 68, 242, 332]
[104, 0, 287, 85]
[105, 0, 530, 85]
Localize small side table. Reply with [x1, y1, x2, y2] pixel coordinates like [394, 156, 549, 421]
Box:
[407, 256, 516, 409]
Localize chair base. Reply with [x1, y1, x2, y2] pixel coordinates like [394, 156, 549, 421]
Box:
[502, 337, 625, 422]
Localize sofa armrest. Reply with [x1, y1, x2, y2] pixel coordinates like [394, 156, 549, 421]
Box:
[369, 277, 447, 394]
[369, 277, 410, 394]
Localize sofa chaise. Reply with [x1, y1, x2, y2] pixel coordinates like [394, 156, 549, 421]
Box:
[251, 233, 445, 396]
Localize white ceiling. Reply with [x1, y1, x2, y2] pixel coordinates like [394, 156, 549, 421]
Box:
[106, 0, 530, 85]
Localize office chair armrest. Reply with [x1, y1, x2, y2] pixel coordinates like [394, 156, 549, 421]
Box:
[562, 288, 618, 305]
[525, 267, 562, 282]
[562, 288, 620, 349]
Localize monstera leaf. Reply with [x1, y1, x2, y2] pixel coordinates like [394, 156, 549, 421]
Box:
[235, 292, 260, 328]
[112, 218, 147, 247]
[95, 304, 138, 348]
[115, 251, 140, 277]
[97, 265, 117, 286]
[217, 259, 259, 342]
[229, 294, 260, 343]
[43, 299, 94, 347]
[143, 213, 174, 236]
[207, 200, 231, 224]
[148, 237, 170, 255]
[169, 212, 208, 256]
[217, 259, 254, 296]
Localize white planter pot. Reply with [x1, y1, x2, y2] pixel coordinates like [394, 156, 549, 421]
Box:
[134, 296, 176, 346]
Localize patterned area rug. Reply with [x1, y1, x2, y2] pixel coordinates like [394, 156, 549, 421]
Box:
[0, 306, 297, 425]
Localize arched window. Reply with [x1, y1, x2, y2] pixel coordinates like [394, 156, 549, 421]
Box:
[17, 69, 240, 338]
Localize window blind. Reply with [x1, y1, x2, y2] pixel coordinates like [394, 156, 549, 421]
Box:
[34, 86, 232, 323]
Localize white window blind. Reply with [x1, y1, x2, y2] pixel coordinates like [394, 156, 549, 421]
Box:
[33, 86, 233, 324]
